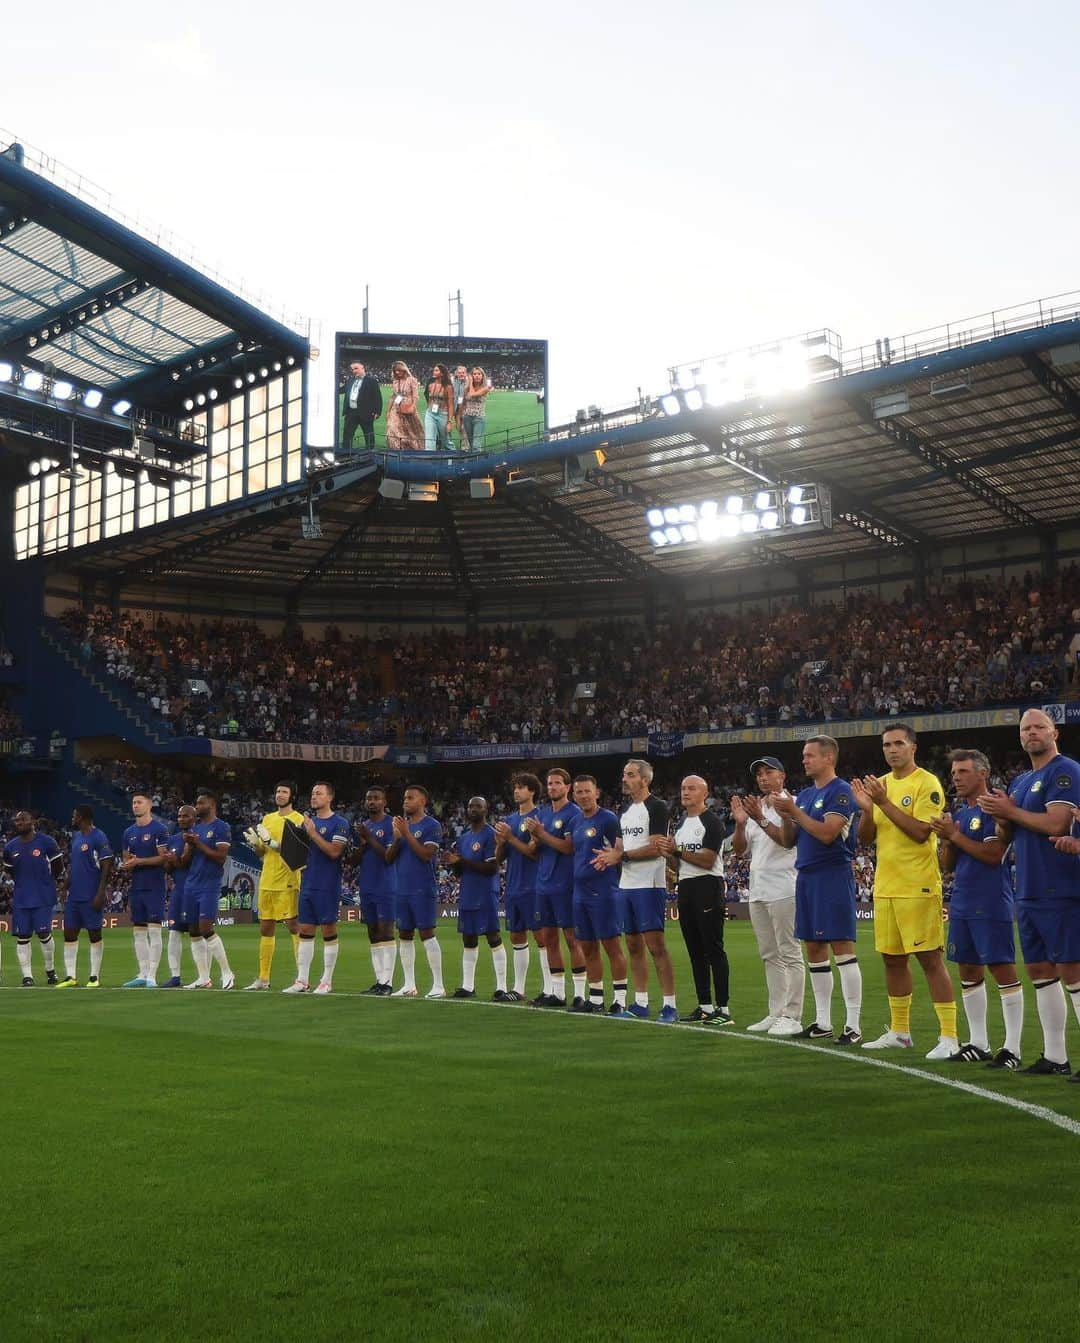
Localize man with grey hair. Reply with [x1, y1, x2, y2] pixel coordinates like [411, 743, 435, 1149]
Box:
[594, 758, 678, 1022]
[931, 748, 1023, 1066]
[730, 756, 803, 1036]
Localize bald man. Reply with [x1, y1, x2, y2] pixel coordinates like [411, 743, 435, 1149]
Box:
[659, 776, 731, 1023]
[979, 708, 1080, 1078]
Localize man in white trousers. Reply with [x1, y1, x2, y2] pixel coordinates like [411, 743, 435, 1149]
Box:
[730, 757, 804, 1036]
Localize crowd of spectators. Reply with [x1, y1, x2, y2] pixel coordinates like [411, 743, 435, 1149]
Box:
[57, 569, 1080, 748]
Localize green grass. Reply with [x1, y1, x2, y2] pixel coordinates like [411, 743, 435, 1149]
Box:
[338, 387, 545, 455]
[3, 921, 1080, 1341]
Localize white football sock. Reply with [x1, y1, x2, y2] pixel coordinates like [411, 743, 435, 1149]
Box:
[589, 981, 604, 1006]
[369, 941, 381, 982]
[836, 955, 862, 1032]
[462, 946, 479, 992]
[145, 925, 162, 982]
[662, 993, 677, 1010]
[808, 960, 834, 1031]
[1035, 978, 1068, 1064]
[1067, 982, 1080, 1028]
[205, 932, 231, 977]
[572, 969, 586, 1000]
[296, 937, 315, 985]
[16, 940, 32, 977]
[168, 930, 184, 978]
[538, 945, 552, 996]
[423, 935, 444, 992]
[635, 991, 649, 1009]
[90, 940, 103, 979]
[492, 943, 508, 992]
[613, 981, 627, 1007]
[40, 935, 54, 972]
[399, 940, 417, 991]
[64, 942, 78, 978]
[321, 939, 339, 987]
[380, 941, 397, 987]
[133, 928, 149, 978]
[191, 937, 210, 981]
[961, 979, 989, 1051]
[1000, 983, 1024, 1056]
[512, 944, 530, 994]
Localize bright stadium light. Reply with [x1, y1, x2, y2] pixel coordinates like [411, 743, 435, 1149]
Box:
[112, 399, 132, 415]
[699, 499, 718, 519]
[650, 529, 668, 546]
[233, 376, 244, 390]
[760, 509, 780, 530]
[208, 387, 219, 401]
[196, 393, 207, 406]
[683, 388, 704, 412]
[719, 515, 741, 539]
[183, 398, 194, 411]
[741, 512, 759, 533]
[246, 372, 256, 384]
[28, 460, 41, 476]
[787, 485, 805, 504]
[663, 506, 681, 525]
[647, 508, 665, 528]
[791, 505, 808, 525]
[660, 393, 680, 416]
[665, 526, 682, 545]
[679, 503, 697, 523]
[0, 361, 13, 382]
[754, 490, 774, 510]
[53, 379, 75, 400]
[23, 369, 44, 391]
[698, 514, 722, 543]
[725, 495, 743, 515]
[83, 388, 103, 409]
[681, 523, 698, 543]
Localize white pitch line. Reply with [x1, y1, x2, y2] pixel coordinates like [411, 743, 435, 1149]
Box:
[6, 985, 1079, 1137]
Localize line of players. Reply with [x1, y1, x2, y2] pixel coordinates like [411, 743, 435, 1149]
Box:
[5, 710, 1079, 1079]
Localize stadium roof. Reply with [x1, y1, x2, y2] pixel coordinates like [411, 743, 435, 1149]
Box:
[39, 293, 1080, 603]
[0, 138, 309, 425]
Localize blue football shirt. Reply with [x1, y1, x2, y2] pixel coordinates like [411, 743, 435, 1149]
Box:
[794, 778, 855, 871]
[503, 808, 539, 899]
[456, 824, 498, 910]
[122, 818, 170, 897]
[950, 804, 1012, 920]
[571, 807, 622, 896]
[166, 831, 189, 901]
[1008, 755, 1080, 905]
[2, 832, 61, 908]
[358, 815, 397, 897]
[68, 826, 113, 903]
[185, 817, 232, 894]
[393, 814, 443, 897]
[535, 801, 582, 893]
[299, 812, 350, 895]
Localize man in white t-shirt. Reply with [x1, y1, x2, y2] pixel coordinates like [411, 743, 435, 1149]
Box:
[730, 756, 803, 1036]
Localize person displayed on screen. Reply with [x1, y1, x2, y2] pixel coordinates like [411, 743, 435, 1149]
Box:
[385, 360, 425, 453]
[424, 363, 455, 452]
[461, 367, 491, 452]
[340, 360, 382, 452]
[451, 364, 469, 445]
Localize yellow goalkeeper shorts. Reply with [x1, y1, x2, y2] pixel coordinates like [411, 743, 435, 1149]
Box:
[874, 895, 944, 955]
[258, 887, 299, 922]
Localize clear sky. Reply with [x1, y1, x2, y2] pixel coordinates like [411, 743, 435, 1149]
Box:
[4, 0, 1078, 442]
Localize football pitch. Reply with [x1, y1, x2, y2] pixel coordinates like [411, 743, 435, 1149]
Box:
[3, 922, 1078, 1342]
[337, 388, 545, 455]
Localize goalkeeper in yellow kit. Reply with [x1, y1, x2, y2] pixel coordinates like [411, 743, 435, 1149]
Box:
[242, 781, 305, 990]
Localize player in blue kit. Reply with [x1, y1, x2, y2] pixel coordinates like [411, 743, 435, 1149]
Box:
[525, 768, 585, 1007]
[979, 708, 1080, 1079]
[448, 797, 508, 1001]
[158, 804, 196, 988]
[771, 735, 863, 1045]
[931, 750, 1023, 1067]
[2, 811, 63, 985]
[357, 786, 398, 995]
[388, 785, 445, 998]
[283, 781, 349, 995]
[56, 805, 113, 987]
[181, 790, 235, 990]
[494, 772, 542, 1002]
[569, 775, 628, 1015]
[119, 791, 170, 987]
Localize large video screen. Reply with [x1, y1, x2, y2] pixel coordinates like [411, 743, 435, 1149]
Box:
[335, 331, 547, 455]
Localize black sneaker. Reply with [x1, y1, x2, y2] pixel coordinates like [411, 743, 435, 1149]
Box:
[835, 1027, 863, 1047]
[1022, 1055, 1071, 1076]
[452, 987, 476, 1000]
[373, 983, 393, 996]
[492, 989, 512, 1003]
[986, 1048, 1022, 1070]
[796, 1022, 833, 1040]
[529, 993, 555, 1008]
[949, 1042, 993, 1063]
[710, 1009, 734, 1027]
[21, 976, 34, 987]
[503, 990, 525, 1003]
[569, 996, 591, 1012]
[46, 970, 58, 986]
[361, 982, 383, 995]
[681, 1007, 711, 1022]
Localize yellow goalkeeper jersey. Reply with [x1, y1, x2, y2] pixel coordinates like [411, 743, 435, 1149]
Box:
[259, 810, 305, 893]
[871, 767, 944, 900]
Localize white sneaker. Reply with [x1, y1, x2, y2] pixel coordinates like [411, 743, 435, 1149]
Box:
[862, 1028, 914, 1050]
[242, 979, 270, 991]
[425, 987, 446, 999]
[183, 978, 212, 990]
[746, 1015, 777, 1032]
[925, 1035, 959, 1061]
[312, 981, 332, 996]
[392, 986, 418, 997]
[281, 981, 309, 994]
[768, 1016, 804, 1036]
[220, 974, 236, 991]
